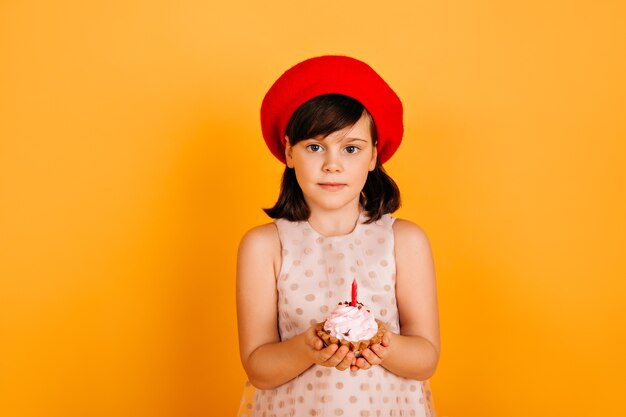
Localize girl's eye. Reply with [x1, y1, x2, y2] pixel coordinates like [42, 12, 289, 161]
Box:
[345, 145, 360, 154]
[306, 144, 323, 152]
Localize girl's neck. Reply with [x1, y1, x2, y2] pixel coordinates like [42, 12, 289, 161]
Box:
[306, 204, 362, 237]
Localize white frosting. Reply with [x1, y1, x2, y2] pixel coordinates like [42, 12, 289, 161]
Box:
[323, 303, 378, 342]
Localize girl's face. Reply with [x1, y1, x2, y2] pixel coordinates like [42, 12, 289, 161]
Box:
[285, 113, 377, 214]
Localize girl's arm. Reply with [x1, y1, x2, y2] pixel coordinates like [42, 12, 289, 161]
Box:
[236, 224, 355, 390]
[357, 219, 440, 380]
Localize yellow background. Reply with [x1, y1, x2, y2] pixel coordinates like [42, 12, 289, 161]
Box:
[1, 1, 625, 416]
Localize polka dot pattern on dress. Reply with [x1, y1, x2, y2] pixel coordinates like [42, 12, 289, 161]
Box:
[243, 213, 430, 417]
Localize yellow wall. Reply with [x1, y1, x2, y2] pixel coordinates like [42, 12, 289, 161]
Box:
[1, 1, 625, 416]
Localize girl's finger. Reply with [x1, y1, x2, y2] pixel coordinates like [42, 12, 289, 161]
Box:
[370, 343, 389, 360]
[334, 350, 354, 371]
[322, 345, 348, 368]
[313, 338, 323, 350]
[317, 344, 338, 363]
[381, 332, 391, 347]
[305, 328, 324, 350]
[355, 357, 371, 369]
[359, 348, 381, 366]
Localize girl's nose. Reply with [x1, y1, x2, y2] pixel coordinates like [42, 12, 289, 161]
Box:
[322, 152, 342, 173]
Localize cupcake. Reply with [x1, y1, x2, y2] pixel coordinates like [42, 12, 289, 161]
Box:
[315, 279, 386, 356]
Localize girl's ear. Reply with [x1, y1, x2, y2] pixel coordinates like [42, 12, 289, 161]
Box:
[285, 136, 295, 168]
[368, 145, 378, 171]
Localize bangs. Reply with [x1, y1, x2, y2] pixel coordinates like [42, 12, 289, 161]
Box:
[285, 94, 372, 144]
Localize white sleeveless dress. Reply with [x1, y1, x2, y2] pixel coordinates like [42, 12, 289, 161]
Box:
[238, 213, 436, 417]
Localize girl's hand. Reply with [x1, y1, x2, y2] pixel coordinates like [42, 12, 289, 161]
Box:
[304, 326, 355, 371]
[350, 331, 391, 372]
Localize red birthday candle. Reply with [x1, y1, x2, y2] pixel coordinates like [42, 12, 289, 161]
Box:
[351, 278, 357, 307]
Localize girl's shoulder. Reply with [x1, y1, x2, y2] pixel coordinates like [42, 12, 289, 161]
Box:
[391, 217, 436, 285]
[239, 222, 281, 249]
[391, 217, 432, 248]
[238, 222, 282, 272]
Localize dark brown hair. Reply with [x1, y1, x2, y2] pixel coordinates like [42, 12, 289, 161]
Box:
[264, 94, 401, 222]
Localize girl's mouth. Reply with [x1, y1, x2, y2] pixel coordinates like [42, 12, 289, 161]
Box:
[318, 183, 346, 191]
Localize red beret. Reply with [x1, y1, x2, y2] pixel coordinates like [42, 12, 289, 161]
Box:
[260, 55, 403, 164]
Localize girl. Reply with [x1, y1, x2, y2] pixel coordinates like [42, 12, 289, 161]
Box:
[237, 56, 440, 417]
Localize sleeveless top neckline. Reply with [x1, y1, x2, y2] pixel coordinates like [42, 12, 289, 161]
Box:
[304, 210, 367, 240]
